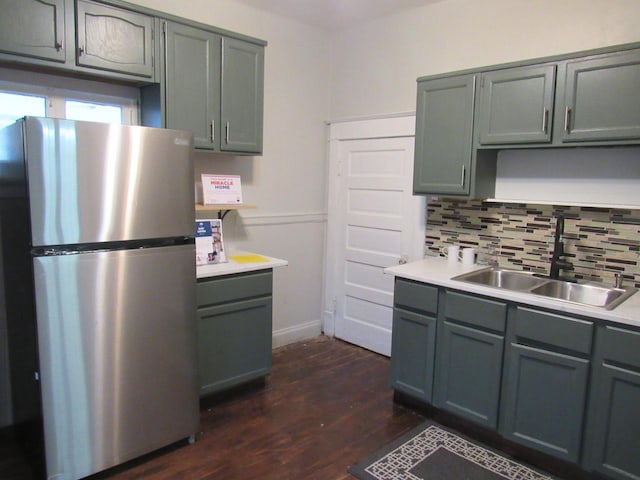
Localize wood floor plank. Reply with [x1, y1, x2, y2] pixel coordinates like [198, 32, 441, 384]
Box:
[1, 336, 424, 480]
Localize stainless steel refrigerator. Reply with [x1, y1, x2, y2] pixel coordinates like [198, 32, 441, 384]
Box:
[0, 117, 199, 480]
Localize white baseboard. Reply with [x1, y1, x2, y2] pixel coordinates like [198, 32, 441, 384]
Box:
[272, 319, 322, 349]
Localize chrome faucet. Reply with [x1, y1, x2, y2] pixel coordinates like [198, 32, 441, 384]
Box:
[549, 215, 572, 279]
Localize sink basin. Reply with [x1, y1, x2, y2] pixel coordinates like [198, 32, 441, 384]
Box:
[452, 267, 637, 310]
[529, 280, 637, 310]
[452, 268, 547, 291]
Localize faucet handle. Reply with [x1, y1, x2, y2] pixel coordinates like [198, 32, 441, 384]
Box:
[614, 272, 623, 289]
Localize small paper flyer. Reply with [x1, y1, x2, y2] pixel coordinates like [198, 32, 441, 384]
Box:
[201, 174, 243, 205]
[195, 219, 227, 265]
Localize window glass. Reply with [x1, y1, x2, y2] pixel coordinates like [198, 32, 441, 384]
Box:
[0, 92, 46, 129]
[65, 100, 123, 124]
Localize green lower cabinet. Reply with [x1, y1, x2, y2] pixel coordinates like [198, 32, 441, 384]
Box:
[583, 325, 640, 480]
[434, 291, 506, 429]
[390, 278, 438, 402]
[196, 270, 273, 396]
[390, 307, 437, 402]
[499, 307, 593, 463]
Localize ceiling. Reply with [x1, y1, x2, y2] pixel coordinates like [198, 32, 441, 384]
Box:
[232, 0, 445, 30]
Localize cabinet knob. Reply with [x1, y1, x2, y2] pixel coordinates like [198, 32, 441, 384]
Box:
[55, 40, 63, 51]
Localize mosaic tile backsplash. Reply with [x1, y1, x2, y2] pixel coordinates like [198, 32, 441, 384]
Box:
[426, 199, 640, 288]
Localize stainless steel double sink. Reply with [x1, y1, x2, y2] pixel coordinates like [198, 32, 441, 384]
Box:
[452, 267, 637, 310]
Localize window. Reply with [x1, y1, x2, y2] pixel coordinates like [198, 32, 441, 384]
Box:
[0, 92, 46, 129]
[0, 67, 139, 128]
[65, 100, 125, 124]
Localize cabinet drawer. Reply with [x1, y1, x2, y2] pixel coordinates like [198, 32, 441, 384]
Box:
[394, 278, 438, 314]
[445, 291, 507, 332]
[197, 270, 272, 307]
[600, 325, 640, 370]
[514, 307, 593, 354]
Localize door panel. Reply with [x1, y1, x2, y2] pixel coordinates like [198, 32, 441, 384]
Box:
[24, 117, 194, 245]
[0, 0, 66, 63]
[75, 0, 154, 77]
[221, 37, 264, 153]
[478, 64, 556, 144]
[562, 50, 640, 142]
[33, 244, 198, 479]
[328, 132, 424, 356]
[165, 21, 221, 150]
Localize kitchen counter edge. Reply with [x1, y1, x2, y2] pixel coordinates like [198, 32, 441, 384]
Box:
[197, 252, 288, 279]
[385, 256, 640, 328]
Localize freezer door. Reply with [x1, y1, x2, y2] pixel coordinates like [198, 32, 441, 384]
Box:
[24, 117, 194, 246]
[33, 244, 198, 480]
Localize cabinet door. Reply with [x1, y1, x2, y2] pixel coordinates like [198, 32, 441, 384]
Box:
[221, 37, 264, 154]
[561, 49, 640, 142]
[584, 326, 640, 480]
[390, 307, 437, 402]
[197, 297, 272, 396]
[413, 74, 475, 195]
[165, 21, 221, 150]
[478, 65, 556, 144]
[434, 292, 506, 429]
[434, 321, 504, 428]
[500, 343, 589, 462]
[75, 0, 154, 78]
[0, 0, 66, 63]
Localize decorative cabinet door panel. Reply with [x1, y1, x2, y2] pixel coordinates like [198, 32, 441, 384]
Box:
[75, 0, 154, 78]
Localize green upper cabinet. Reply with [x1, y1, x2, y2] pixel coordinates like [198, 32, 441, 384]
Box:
[0, 0, 156, 81]
[414, 74, 476, 195]
[478, 64, 556, 145]
[163, 21, 264, 154]
[559, 49, 640, 143]
[0, 0, 66, 63]
[75, 0, 155, 79]
[164, 21, 221, 150]
[583, 325, 640, 480]
[221, 37, 264, 154]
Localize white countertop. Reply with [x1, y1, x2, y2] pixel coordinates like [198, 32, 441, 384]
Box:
[385, 256, 640, 329]
[196, 252, 288, 279]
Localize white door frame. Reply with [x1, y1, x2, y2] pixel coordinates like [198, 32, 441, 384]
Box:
[322, 114, 425, 343]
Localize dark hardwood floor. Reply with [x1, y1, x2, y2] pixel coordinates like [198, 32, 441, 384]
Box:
[1, 336, 425, 480]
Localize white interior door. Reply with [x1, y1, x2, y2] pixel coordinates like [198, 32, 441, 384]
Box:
[324, 116, 425, 356]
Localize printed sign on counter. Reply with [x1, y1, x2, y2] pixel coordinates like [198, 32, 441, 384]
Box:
[201, 174, 243, 205]
[195, 219, 227, 265]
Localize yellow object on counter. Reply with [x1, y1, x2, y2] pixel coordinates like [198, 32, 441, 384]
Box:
[229, 254, 269, 264]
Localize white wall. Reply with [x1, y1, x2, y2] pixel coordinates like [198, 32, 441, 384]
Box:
[128, 0, 332, 346]
[329, 0, 640, 119]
